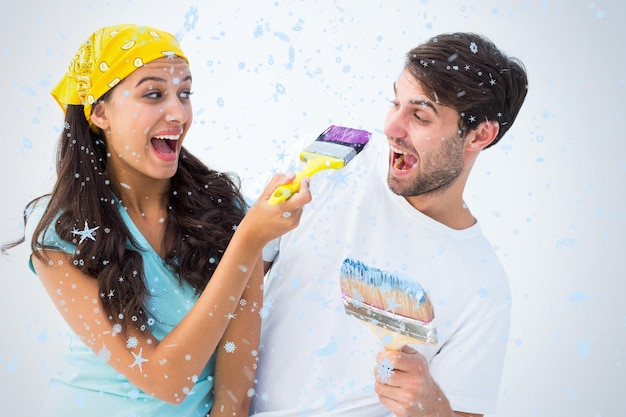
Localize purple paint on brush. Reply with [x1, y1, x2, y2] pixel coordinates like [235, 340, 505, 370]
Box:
[317, 125, 372, 152]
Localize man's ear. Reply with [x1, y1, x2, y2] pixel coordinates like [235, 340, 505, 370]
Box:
[466, 120, 500, 151]
[89, 101, 109, 131]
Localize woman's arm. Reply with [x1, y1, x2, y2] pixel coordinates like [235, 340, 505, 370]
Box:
[32, 174, 310, 405]
[211, 255, 264, 416]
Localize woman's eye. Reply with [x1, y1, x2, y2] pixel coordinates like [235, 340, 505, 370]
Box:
[144, 91, 162, 99]
[180, 91, 194, 99]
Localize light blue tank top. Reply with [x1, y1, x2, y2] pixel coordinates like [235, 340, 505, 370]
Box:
[27, 198, 215, 416]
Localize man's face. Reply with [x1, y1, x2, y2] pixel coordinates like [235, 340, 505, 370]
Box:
[383, 69, 466, 198]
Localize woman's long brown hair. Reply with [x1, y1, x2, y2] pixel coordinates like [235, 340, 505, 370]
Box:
[3, 104, 247, 334]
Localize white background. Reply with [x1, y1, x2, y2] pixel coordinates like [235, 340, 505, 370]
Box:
[1, 1, 624, 416]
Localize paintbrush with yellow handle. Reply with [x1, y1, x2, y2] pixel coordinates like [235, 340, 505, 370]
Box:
[268, 125, 371, 205]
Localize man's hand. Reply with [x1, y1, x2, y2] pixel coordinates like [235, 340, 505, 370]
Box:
[374, 345, 482, 417]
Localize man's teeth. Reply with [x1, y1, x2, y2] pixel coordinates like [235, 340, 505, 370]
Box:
[394, 155, 404, 169]
[391, 145, 418, 170]
[154, 135, 180, 140]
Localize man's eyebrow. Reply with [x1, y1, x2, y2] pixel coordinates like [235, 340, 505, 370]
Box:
[135, 74, 192, 87]
[410, 98, 438, 115]
[392, 81, 439, 115]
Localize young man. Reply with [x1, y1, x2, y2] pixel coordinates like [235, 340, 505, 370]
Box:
[251, 32, 528, 417]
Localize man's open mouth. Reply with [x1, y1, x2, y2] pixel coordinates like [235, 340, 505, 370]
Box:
[391, 146, 418, 171]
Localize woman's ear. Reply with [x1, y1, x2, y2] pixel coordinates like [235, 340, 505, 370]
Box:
[466, 120, 500, 151]
[89, 101, 109, 131]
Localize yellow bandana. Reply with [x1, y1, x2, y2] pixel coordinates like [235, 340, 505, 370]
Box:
[51, 24, 188, 129]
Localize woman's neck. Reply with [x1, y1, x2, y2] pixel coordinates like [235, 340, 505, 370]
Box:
[109, 180, 170, 219]
[112, 184, 171, 257]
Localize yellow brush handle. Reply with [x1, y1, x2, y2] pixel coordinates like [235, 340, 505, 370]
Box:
[268, 153, 345, 205]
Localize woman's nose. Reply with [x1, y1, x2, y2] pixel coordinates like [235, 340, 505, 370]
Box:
[164, 97, 189, 124]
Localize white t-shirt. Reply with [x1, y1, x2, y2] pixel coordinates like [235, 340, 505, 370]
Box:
[251, 133, 511, 416]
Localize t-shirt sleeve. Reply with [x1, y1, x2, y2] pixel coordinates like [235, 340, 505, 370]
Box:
[262, 237, 281, 263]
[428, 303, 511, 414]
[24, 198, 76, 274]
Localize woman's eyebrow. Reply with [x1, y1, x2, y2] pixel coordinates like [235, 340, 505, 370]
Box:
[135, 74, 192, 87]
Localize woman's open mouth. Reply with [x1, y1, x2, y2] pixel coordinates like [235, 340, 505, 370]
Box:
[151, 134, 180, 160]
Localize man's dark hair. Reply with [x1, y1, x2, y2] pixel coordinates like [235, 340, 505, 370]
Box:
[405, 32, 528, 148]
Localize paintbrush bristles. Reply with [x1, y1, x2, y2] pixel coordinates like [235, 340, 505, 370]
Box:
[340, 259, 435, 323]
[320, 125, 371, 152]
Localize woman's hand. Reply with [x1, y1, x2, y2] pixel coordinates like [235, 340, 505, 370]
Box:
[237, 174, 312, 249]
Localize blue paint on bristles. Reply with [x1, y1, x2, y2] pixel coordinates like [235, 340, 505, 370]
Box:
[340, 258, 437, 344]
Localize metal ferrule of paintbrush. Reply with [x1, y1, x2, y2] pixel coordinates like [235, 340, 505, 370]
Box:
[301, 141, 357, 165]
[342, 295, 438, 344]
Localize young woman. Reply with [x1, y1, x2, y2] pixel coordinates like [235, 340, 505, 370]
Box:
[3, 24, 310, 416]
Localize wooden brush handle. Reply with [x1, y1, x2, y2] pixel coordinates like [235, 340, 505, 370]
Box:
[363, 321, 421, 350]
